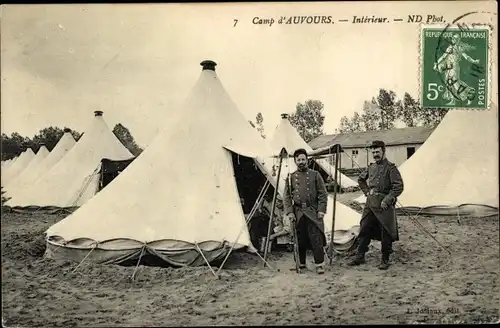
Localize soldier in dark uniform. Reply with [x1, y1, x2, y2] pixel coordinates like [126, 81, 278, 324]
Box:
[283, 148, 328, 274]
[348, 140, 404, 270]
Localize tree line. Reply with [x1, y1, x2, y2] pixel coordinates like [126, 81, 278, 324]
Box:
[338, 89, 448, 133]
[1, 123, 143, 161]
[248, 89, 448, 143]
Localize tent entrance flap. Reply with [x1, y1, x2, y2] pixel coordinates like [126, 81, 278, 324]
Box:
[231, 152, 274, 214]
[99, 158, 135, 191]
[231, 152, 282, 253]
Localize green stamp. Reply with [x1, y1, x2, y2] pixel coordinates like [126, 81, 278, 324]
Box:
[421, 25, 490, 109]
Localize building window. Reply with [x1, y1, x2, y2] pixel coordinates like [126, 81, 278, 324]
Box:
[407, 147, 416, 159]
[352, 150, 358, 156]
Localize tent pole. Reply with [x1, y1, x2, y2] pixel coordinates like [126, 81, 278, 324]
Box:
[263, 148, 286, 266]
[338, 151, 342, 190]
[328, 146, 340, 266]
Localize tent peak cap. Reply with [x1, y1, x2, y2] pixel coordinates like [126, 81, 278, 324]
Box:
[200, 60, 217, 71]
[94, 110, 103, 117]
[281, 113, 289, 119]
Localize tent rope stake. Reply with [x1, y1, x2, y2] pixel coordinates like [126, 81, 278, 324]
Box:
[70, 243, 98, 274]
[195, 243, 218, 279]
[131, 244, 147, 283]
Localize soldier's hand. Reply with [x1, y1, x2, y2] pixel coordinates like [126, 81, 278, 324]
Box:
[288, 213, 296, 223]
[318, 212, 325, 219]
[381, 201, 388, 210]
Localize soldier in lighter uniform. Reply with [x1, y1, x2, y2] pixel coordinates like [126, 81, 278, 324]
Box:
[283, 148, 328, 274]
[348, 140, 404, 270]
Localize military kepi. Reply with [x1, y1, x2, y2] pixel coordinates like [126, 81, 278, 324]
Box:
[368, 140, 386, 149]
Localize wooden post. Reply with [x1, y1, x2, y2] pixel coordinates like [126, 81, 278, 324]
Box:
[328, 146, 340, 266]
[263, 148, 286, 265]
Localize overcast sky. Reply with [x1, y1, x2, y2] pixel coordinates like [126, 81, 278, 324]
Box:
[1, 1, 497, 147]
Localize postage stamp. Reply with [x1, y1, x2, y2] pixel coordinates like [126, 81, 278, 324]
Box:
[420, 24, 491, 110]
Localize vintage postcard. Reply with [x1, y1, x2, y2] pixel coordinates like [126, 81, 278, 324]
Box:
[1, 1, 498, 326]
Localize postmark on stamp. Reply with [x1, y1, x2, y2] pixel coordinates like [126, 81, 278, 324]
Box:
[420, 23, 491, 110]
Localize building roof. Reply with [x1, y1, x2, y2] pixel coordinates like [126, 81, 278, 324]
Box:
[309, 126, 436, 149]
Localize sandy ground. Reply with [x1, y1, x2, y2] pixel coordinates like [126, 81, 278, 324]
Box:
[2, 198, 499, 326]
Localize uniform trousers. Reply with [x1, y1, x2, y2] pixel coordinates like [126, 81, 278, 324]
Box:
[357, 209, 393, 256]
[296, 215, 325, 265]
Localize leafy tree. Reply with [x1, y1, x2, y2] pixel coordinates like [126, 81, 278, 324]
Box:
[376, 89, 398, 130]
[1, 132, 30, 159]
[397, 93, 419, 127]
[31, 127, 65, 151]
[288, 100, 325, 142]
[338, 90, 449, 133]
[1, 186, 11, 207]
[361, 99, 381, 131]
[338, 116, 351, 133]
[339, 112, 363, 133]
[112, 123, 143, 156]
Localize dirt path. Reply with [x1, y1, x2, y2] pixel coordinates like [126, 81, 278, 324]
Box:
[2, 210, 499, 326]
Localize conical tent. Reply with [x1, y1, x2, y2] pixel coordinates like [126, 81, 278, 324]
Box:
[6, 111, 133, 209]
[44, 60, 276, 267]
[5, 145, 49, 191]
[2, 148, 36, 184]
[269, 114, 357, 189]
[354, 105, 499, 217]
[2, 157, 17, 171]
[5, 131, 76, 199]
[1, 159, 12, 169]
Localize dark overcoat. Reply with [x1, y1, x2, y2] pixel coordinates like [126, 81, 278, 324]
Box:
[358, 158, 404, 241]
[283, 168, 328, 244]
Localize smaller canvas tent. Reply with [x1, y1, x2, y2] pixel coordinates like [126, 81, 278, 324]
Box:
[1, 158, 14, 170]
[2, 148, 36, 185]
[2, 157, 17, 171]
[5, 111, 134, 210]
[353, 105, 499, 217]
[268, 114, 358, 190]
[5, 145, 49, 191]
[5, 130, 76, 199]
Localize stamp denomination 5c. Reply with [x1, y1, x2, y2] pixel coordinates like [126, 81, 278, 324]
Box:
[420, 24, 491, 110]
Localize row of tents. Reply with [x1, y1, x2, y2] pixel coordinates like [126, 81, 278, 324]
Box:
[1, 59, 498, 268]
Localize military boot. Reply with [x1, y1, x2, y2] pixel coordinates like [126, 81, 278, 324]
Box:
[377, 253, 390, 270]
[315, 262, 325, 275]
[347, 253, 366, 266]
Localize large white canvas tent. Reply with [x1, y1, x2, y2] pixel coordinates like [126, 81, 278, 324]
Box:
[5, 111, 133, 210]
[5, 130, 76, 199]
[5, 145, 49, 190]
[354, 105, 499, 217]
[43, 60, 279, 267]
[2, 148, 36, 185]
